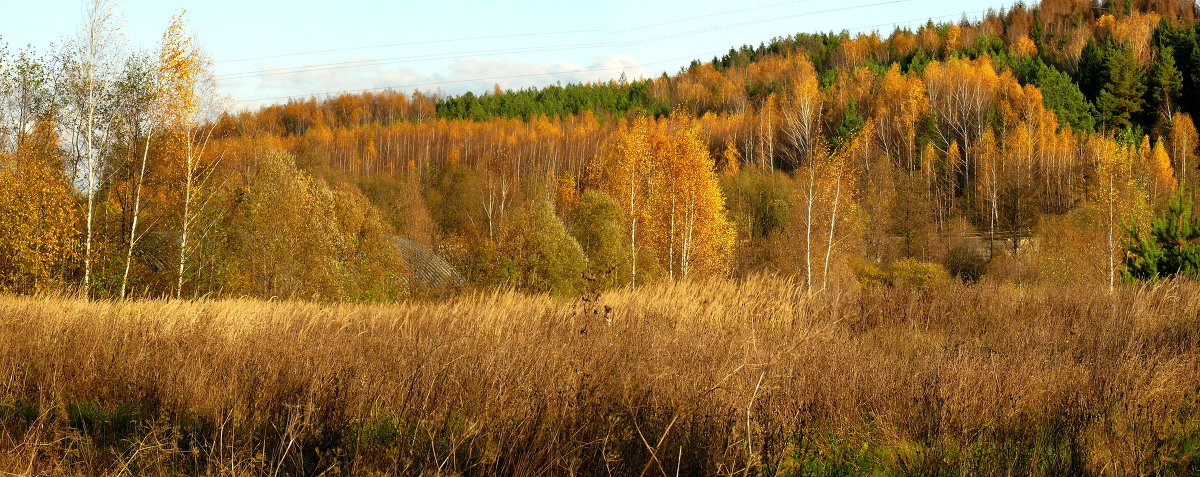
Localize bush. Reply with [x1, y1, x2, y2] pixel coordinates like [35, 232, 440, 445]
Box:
[569, 190, 633, 289]
[889, 259, 952, 289]
[499, 200, 588, 296]
[852, 258, 950, 289]
[218, 152, 408, 300]
[851, 258, 890, 287]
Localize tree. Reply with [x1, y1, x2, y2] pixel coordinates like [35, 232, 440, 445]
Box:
[0, 120, 78, 293]
[887, 174, 934, 259]
[158, 11, 216, 298]
[975, 130, 1001, 255]
[1095, 46, 1148, 131]
[1122, 193, 1200, 281]
[780, 57, 821, 169]
[590, 118, 735, 283]
[831, 99, 864, 150]
[1147, 138, 1177, 202]
[873, 64, 928, 170]
[925, 57, 999, 192]
[656, 125, 736, 279]
[1091, 135, 1150, 291]
[221, 151, 344, 299]
[820, 125, 866, 289]
[1032, 61, 1095, 132]
[1149, 45, 1184, 122]
[1169, 112, 1198, 189]
[62, 0, 121, 297]
[4, 47, 56, 149]
[113, 53, 159, 298]
[590, 118, 652, 286]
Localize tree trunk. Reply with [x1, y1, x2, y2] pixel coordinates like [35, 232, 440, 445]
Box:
[121, 124, 153, 298]
[177, 139, 193, 299]
[823, 168, 841, 290]
[805, 166, 814, 289]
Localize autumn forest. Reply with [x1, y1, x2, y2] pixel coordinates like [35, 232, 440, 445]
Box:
[6, 0, 1200, 474]
[5, 0, 1200, 298]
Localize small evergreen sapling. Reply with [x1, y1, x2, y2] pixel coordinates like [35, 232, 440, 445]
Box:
[1122, 193, 1200, 281]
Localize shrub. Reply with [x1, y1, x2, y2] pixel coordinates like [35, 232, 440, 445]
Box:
[851, 258, 890, 287]
[569, 190, 633, 289]
[499, 200, 588, 295]
[889, 258, 952, 289]
[852, 258, 950, 289]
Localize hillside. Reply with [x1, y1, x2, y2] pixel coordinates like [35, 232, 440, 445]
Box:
[9, 1, 1200, 474]
[3, 0, 1200, 298]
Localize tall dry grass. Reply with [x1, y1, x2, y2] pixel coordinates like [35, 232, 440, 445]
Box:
[1, 278, 1199, 475]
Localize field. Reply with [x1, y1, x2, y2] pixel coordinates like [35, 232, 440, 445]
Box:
[1, 279, 1199, 476]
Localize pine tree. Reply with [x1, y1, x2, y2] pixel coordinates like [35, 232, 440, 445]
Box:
[1096, 46, 1148, 131]
[1149, 46, 1184, 122]
[1122, 193, 1200, 281]
[1033, 61, 1095, 132]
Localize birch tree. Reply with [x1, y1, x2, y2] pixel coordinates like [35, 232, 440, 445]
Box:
[63, 0, 121, 297]
[158, 11, 215, 298]
[780, 58, 821, 170]
[114, 54, 158, 298]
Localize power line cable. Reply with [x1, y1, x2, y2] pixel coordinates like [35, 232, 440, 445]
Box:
[219, 0, 833, 63]
[219, 0, 912, 83]
[216, 42, 616, 80]
[230, 2, 1004, 104]
[217, 29, 604, 63]
[233, 50, 722, 104]
[617, 0, 912, 47]
[613, 0, 823, 33]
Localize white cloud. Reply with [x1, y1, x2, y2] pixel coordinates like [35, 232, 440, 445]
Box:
[221, 54, 649, 109]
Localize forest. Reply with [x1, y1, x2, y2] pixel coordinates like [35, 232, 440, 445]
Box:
[6, 0, 1200, 298]
[7, 0, 1200, 474]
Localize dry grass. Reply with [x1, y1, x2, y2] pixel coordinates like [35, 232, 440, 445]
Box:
[2, 277, 1200, 475]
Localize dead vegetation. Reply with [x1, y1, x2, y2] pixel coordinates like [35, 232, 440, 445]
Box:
[1, 278, 1199, 475]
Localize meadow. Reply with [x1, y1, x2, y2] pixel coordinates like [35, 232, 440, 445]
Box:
[2, 278, 1199, 476]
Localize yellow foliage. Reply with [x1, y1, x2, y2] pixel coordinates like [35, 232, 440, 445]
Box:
[719, 137, 741, 174]
[590, 117, 736, 280]
[554, 174, 580, 216]
[0, 121, 78, 293]
[1149, 139, 1177, 200]
[1014, 36, 1038, 57]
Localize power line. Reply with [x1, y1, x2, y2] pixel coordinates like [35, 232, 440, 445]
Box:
[216, 42, 616, 81]
[233, 50, 722, 104]
[216, 29, 604, 63]
[228, 1, 1003, 105]
[842, 9, 993, 34]
[613, 0, 823, 33]
[221, 4, 973, 84]
[219, 0, 912, 84]
[618, 0, 912, 48]
[219, 1, 829, 64]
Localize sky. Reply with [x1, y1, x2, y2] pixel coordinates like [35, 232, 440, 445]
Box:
[1, 0, 1004, 110]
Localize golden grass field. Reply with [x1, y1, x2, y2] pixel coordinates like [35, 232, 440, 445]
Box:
[2, 278, 1200, 475]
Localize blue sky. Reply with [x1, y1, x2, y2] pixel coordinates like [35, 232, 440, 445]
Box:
[2, 0, 1004, 110]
